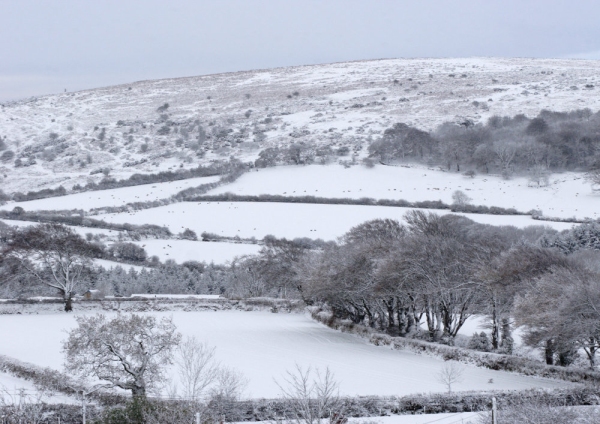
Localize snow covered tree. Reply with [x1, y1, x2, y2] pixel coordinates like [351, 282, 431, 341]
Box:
[451, 190, 472, 206]
[63, 313, 181, 397]
[436, 361, 464, 393]
[3, 223, 101, 311]
[515, 264, 600, 368]
[276, 366, 342, 424]
[468, 332, 492, 352]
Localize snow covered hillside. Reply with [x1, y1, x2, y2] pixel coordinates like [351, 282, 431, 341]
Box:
[1, 57, 600, 194]
[0, 311, 569, 398]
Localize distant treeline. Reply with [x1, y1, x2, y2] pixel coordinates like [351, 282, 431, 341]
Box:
[189, 193, 525, 216]
[250, 109, 600, 181]
[370, 108, 600, 177]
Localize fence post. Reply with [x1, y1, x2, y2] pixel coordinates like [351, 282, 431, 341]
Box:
[491, 397, 497, 424]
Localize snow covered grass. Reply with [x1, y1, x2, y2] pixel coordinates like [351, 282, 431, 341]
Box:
[0, 311, 570, 399]
[94, 201, 574, 241]
[209, 164, 600, 221]
[0, 175, 220, 212]
[93, 258, 148, 272]
[132, 239, 261, 264]
[346, 413, 480, 424]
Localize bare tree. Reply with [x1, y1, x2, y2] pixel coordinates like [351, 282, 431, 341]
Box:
[493, 141, 519, 173]
[528, 164, 550, 187]
[585, 162, 600, 190]
[451, 190, 472, 206]
[276, 365, 343, 424]
[206, 367, 248, 421]
[208, 366, 247, 401]
[0, 387, 48, 424]
[3, 223, 100, 311]
[63, 313, 181, 398]
[436, 361, 464, 393]
[176, 336, 219, 401]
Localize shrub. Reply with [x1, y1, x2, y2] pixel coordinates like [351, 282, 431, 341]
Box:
[1, 150, 14, 162]
[468, 332, 492, 352]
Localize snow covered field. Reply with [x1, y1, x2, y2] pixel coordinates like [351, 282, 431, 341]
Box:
[132, 239, 261, 264]
[0, 311, 569, 399]
[0, 175, 220, 212]
[210, 164, 600, 221]
[95, 201, 574, 241]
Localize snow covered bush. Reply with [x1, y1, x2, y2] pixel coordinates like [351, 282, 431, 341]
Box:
[451, 190, 472, 206]
[468, 332, 492, 352]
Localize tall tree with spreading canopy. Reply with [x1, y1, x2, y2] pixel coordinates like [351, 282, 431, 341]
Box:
[2, 223, 101, 311]
[63, 313, 181, 398]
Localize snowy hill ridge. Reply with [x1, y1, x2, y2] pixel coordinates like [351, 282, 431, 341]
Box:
[1, 57, 600, 193]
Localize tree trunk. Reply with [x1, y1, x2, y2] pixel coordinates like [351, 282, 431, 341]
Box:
[500, 318, 513, 354]
[434, 310, 443, 341]
[64, 292, 73, 312]
[131, 384, 146, 398]
[384, 299, 395, 330]
[406, 312, 415, 335]
[491, 300, 499, 350]
[586, 340, 596, 369]
[544, 339, 555, 365]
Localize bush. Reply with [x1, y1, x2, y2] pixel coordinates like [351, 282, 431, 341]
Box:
[1, 150, 14, 162]
[107, 242, 147, 263]
[180, 228, 198, 241]
[468, 332, 492, 352]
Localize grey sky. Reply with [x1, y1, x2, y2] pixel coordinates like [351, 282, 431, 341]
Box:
[1, 0, 600, 101]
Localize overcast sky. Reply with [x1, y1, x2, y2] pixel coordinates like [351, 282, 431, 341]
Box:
[1, 0, 600, 101]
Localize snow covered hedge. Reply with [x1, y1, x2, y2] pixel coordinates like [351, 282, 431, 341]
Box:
[190, 193, 528, 216]
[310, 308, 600, 385]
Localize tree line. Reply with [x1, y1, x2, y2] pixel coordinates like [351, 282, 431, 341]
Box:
[3, 216, 600, 368]
[369, 109, 600, 181]
[231, 214, 600, 368]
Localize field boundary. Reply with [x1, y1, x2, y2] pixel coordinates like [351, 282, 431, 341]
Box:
[310, 307, 600, 385]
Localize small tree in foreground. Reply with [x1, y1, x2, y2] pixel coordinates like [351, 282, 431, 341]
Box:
[63, 313, 181, 398]
[276, 365, 343, 424]
[436, 361, 464, 393]
[176, 336, 218, 401]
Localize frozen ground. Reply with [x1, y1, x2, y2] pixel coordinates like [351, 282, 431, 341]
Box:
[95, 201, 574, 241]
[0, 311, 569, 399]
[132, 239, 261, 264]
[210, 164, 600, 220]
[0, 175, 220, 212]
